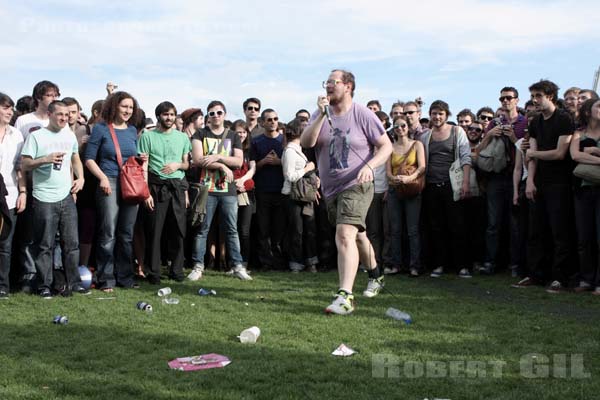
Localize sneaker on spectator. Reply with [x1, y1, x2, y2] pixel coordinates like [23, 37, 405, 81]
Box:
[409, 268, 420, 277]
[545, 280, 562, 294]
[511, 277, 534, 288]
[0, 290, 8, 299]
[574, 281, 592, 293]
[325, 292, 355, 315]
[430, 267, 443, 278]
[479, 262, 494, 275]
[592, 287, 600, 296]
[233, 265, 252, 281]
[458, 268, 472, 278]
[72, 285, 91, 295]
[363, 276, 384, 298]
[39, 288, 53, 299]
[383, 266, 399, 275]
[290, 264, 303, 273]
[187, 264, 204, 281]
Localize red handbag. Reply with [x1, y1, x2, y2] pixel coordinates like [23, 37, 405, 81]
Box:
[108, 124, 150, 203]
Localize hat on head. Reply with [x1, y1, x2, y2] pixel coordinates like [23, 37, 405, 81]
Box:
[181, 108, 203, 125]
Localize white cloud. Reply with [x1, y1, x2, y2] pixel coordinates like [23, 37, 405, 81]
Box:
[2, 0, 599, 119]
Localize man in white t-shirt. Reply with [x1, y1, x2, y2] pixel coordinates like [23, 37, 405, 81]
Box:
[14, 81, 61, 292]
[21, 100, 86, 299]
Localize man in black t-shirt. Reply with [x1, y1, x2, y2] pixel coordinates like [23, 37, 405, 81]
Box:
[188, 100, 252, 281]
[512, 80, 575, 293]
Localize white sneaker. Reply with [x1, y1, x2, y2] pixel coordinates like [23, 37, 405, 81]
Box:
[363, 276, 384, 298]
[187, 264, 204, 281]
[233, 265, 252, 281]
[325, 293, 355, 315]
[430, 267, 443, 278]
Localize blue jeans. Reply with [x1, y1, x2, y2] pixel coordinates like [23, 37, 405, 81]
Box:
[32, 195, 80, 291]
[0, 209, 18, 291]
[387, 189, 422, 269]
[193, 195, 243, 267]
[95, 178, 138, 288]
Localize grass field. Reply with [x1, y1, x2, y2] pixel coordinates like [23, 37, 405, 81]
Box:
[1, 270, 599, 400]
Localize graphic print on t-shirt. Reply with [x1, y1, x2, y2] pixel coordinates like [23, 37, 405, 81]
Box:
[200, 137, 232, 193]
[329, 127, 350, 171]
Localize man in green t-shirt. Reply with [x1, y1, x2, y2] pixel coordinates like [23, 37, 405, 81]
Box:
[20, 100, 87, 298]
[137, 101, 191, 284]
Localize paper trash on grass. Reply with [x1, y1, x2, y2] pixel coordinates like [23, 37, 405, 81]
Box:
[168, 354, 231, 371]
[332, 343, 356, 357]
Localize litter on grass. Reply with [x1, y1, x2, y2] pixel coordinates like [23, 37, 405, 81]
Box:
[168, 354, 231, 371]
[332, 343, 356, 357]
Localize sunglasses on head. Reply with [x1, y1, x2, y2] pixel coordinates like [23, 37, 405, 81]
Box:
[266, 117, 279, 122]
[468, 127, 483, 133]
[246, 106, 260, 112]
[208, 110, 224, 117]
[499, 96, 516, 102]
[479, 115, 493, 121]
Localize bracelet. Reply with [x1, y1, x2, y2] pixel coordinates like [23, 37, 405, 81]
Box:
[19, 190, 27, 194]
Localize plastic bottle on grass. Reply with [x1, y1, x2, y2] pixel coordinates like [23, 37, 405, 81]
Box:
[385, 307, 412, 324]
[162, 298, 180, 305]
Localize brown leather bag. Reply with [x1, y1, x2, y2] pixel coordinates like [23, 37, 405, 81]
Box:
[393, 142, 425, 199]
[108, 124, 149, 204]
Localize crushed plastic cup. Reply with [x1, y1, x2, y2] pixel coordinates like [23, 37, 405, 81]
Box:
[162, 297, 180, 305]
[157, 287, 172, 297]
[239, 326, 261, 344]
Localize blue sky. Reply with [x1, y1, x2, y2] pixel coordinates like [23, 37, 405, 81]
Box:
[2, 0, 599, 122]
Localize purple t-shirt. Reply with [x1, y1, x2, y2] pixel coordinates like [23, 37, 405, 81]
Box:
[309, 103, 385, 199]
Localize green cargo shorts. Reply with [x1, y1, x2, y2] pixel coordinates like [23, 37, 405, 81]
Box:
[326, 182, 374, 232]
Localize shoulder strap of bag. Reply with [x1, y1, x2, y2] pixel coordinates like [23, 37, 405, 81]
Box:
[289, 146, 309, 167]
[397, 141, 418, 170]
[452, 126, 459, 161]
[108, 123, 123, 168]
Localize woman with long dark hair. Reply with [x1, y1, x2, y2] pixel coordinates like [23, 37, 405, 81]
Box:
[84, 92, 142, 292]
[232, 120, 256, 269]
[570, 98, 600, 295]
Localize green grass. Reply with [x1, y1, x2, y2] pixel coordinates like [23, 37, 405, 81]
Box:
[1, 270, 599, 400]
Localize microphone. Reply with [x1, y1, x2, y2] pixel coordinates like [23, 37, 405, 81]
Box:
[324, 105, 333, 126]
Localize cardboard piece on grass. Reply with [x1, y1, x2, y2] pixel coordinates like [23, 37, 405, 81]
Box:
[332, 343, 356, 357]
[168, 354, 231, 371]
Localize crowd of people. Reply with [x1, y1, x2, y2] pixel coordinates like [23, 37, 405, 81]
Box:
[1, 71, 599, 314]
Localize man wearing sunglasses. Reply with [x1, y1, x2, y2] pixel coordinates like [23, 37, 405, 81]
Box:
[402, 101, 428, 141]
[243, 97, 265, 139]
[476, 107, 495, 131]
[250, 108, 285, 270]
[477, 87, 526, 276]
[189, 101, 252, 281]
[301, 69, 392, 315]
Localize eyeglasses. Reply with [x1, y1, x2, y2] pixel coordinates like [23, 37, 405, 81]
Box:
[246, 106, 260, 112]
[208, 110, 224, 117]
[468, 127, 483, 133]
[499, 96, 516, 102]
[266, 117, 279, 122]
[393, 124, 407, 129]
[479, 115, 493, 121]
[322, 79, 343, 88]
[403, 110, 417, 115]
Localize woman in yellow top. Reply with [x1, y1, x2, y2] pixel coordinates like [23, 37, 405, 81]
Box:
[386, 115, 426, 276]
